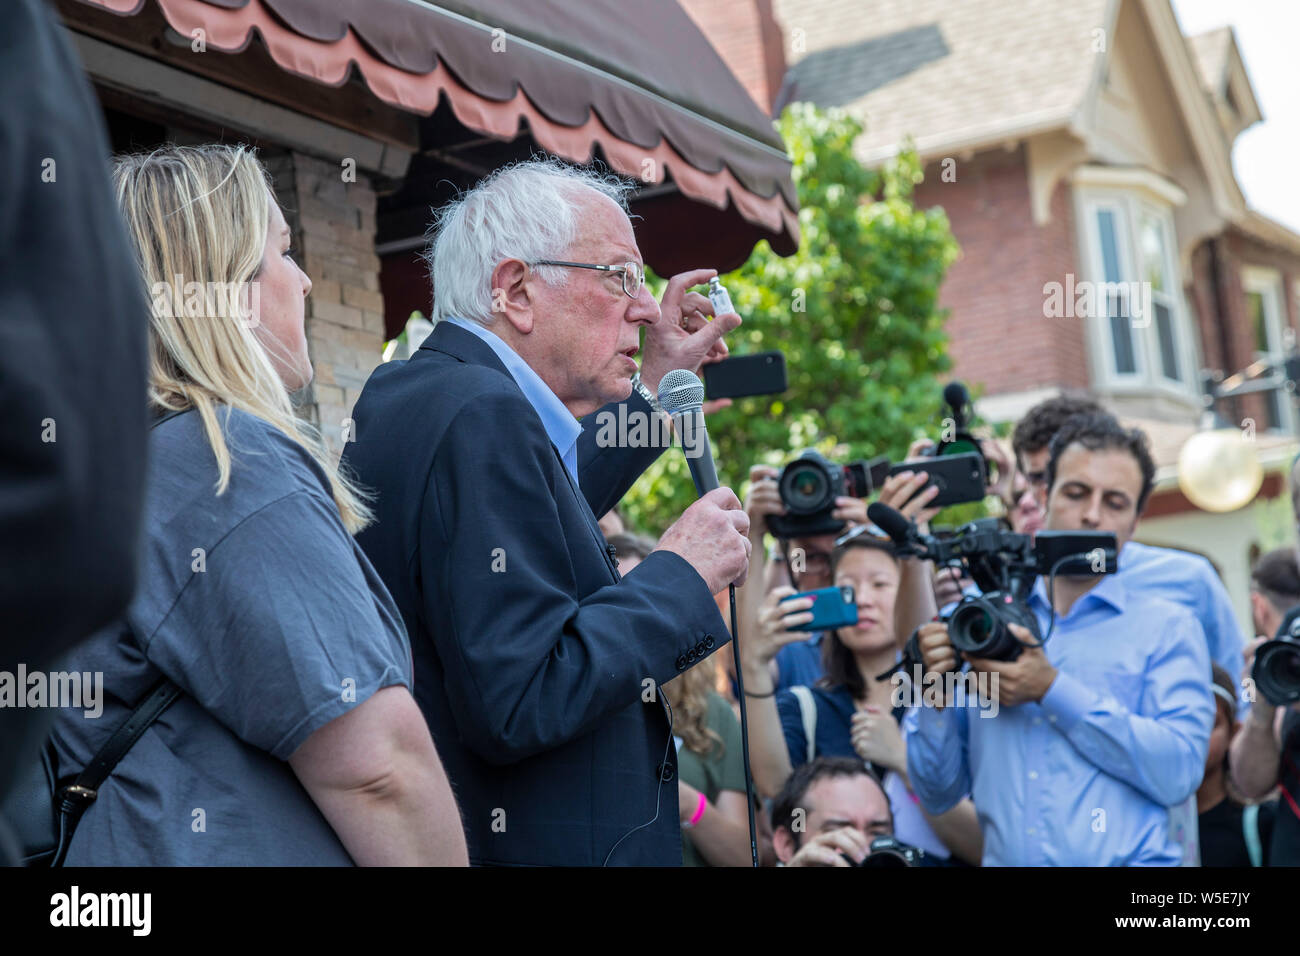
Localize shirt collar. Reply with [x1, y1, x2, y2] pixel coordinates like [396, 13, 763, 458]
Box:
[443, 316, 581, 469]
[1030, 568, 1127, 617]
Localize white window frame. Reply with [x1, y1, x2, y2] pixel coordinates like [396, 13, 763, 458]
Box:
[1073, 181, 1201, 404]
[1242, 267, 1295, 434]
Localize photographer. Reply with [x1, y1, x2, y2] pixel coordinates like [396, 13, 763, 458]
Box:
[770, 758, 895, 867]
[737, 524, 982, 864]
[736, 462, 871, 692]
[1230, 465, 1300, 867]
[1012, 395, 1244, 697]
[904, 414, 1214, 865]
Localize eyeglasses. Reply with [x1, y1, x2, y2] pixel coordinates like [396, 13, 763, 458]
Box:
[834, 524, 893, 550]
[531, 259, 645, 299]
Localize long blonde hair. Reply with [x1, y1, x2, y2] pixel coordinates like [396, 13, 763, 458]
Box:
[114, 144, 371, 532]
[663, 655, 724, 758]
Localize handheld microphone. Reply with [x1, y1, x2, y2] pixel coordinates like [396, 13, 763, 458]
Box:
[657, 369, 719, 496]
[656, 367, 760, 867]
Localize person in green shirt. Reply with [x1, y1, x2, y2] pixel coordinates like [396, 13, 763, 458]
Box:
[608, 532, 763, 866]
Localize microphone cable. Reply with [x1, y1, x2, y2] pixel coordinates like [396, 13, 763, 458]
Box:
[729, 582, 761, 867]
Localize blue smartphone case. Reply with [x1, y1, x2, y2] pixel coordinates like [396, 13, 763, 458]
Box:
[781, 585, 858, 633]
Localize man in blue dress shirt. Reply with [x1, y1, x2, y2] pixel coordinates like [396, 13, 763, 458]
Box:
[1010, 394, 1245, 704]
[906, 414, 1214, 865]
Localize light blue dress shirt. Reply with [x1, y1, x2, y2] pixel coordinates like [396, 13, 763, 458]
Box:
[445, 317, 582, 489]
[1119, 540, 1245, 712]
[904, 572, 1214, 866]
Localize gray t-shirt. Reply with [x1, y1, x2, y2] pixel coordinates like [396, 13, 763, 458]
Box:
[50, 408, 411, 865]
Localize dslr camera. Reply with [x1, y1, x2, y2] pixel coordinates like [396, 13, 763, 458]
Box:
[1253, 605, 1300, 705]
[867, 505, 1117, 667]
[768, 449, 889, 539]
[849, 836, 927, 867]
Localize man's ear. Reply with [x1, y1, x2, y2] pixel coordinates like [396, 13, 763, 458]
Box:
[490, 258, 534, 335]
[772, 826, 797, 864]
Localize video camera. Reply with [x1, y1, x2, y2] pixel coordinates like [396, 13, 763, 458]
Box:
[1253, 604, 1300, 705]
[866, 503, 1117, 669]
[768, 450, 890, 539]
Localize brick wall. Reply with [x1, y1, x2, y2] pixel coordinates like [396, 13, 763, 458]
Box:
[266, 152, 385, 458]
[1187, 230, 1300, 428]
[679, 0, 787, 113]
[912, 146, 1088, 404]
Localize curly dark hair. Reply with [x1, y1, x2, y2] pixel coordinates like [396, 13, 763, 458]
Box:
[1011, 392, 1108, 467]
[1045, 412, 1156, 513]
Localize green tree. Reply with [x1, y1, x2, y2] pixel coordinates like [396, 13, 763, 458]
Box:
[621, 103, 960, 534]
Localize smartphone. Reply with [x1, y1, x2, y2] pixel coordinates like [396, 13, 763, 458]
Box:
[702, 350, 787, 400]
[780, 585, 858, 633]
[885, 452, 987, 509]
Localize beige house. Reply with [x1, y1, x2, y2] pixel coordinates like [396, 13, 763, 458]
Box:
[736, 0, 1300, 630]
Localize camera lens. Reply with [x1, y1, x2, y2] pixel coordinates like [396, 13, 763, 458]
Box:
[1254, 638, 1300, 705]
[948, 595, 1024, 661]
[780, 462, 831, 514]
[939, 438, 980, 457]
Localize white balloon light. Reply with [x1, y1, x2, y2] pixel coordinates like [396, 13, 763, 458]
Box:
[1177, 428, 1264, 513]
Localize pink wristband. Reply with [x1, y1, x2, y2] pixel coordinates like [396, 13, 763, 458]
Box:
[685, 791, 707, 828]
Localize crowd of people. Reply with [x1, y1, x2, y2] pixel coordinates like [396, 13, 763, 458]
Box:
[4, 0, 1297, 866]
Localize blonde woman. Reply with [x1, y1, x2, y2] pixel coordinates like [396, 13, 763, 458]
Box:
[50, 144, 466, 866]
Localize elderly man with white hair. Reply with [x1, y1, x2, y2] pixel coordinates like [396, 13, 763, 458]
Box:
[342, 159, 751, 866]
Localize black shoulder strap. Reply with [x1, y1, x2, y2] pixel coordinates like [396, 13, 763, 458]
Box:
[51, 407, 192, 864]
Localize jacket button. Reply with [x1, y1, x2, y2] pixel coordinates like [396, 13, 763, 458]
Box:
[656, 762, 676, 782]
[686, 648, 698, 664]
[704, 635, 715, 649]
[675, 655, 687, 670]
[695, 640, 706, 655]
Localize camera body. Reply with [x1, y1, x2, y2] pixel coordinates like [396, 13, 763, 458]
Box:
[889, 516, 1117, 668]
[1253, 605, 1300, 705]
[769, 449, 888, 539]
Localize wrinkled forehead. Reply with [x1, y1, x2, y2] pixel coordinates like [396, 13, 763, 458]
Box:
[566, 188, 639, 261]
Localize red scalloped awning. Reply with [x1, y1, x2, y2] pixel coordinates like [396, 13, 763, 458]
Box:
[76, 0, 799, 253]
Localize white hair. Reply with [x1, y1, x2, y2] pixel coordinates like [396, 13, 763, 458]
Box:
[425, 158, 635, 326]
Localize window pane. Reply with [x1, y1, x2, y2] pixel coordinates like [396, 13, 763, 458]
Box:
[1155, 301, 1179, 380]
[1097, 210, 1122, 282]
[1248, 291, 1271, 352]
[1109, 289, 1136, 374]
[1140, 218, 1166, 293]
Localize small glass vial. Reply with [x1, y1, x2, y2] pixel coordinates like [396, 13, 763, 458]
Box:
[708, 277, 734, 317]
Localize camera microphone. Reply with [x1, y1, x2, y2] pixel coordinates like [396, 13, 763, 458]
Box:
[657, 369, 719, 496]
[943, 381, 971, 427]
[866, 501, 916, 548]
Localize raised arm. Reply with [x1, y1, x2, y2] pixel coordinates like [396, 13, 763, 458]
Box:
[423, 388, 745, 765]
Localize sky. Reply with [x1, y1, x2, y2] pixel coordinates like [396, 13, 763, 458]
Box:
[1170, 0, 1300, 233]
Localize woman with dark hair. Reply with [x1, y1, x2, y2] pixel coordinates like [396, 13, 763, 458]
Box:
[739, 526, 981, 865]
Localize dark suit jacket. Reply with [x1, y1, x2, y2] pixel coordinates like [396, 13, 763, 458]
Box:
[1, 0, 147, 821]
[342, 322, 730, 865]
